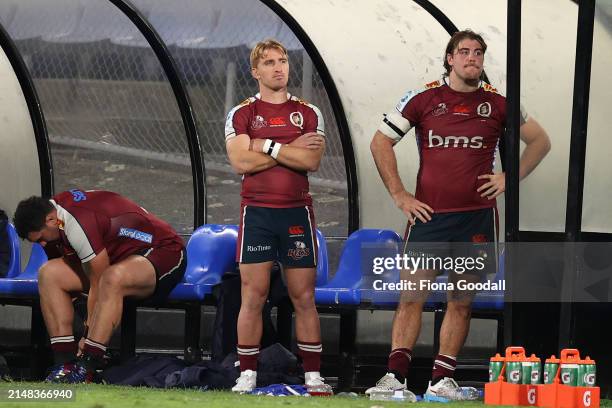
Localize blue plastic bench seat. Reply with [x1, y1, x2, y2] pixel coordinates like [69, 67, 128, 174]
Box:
[0, 240, 47, 299]
[167, 225, 326, 302]
[4, 223, 21, 278]
[166, 224, 238, 302]
[315, 229, 403, 306]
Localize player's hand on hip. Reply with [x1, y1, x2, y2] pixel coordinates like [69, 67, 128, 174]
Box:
[290, 132, 324, 150]
[477, 172, 506, 199]
[393, 190, 433, 224]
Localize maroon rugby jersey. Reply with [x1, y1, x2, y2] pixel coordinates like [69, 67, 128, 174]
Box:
[225, 93, 324, 208]
[50, 189, 183, 264]
[381, 76, 527, 213]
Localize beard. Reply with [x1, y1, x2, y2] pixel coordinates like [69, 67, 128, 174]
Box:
[457, 66, 482, 86]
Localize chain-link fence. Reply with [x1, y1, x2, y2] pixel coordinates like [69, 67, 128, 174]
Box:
[0, 0, 349, 236]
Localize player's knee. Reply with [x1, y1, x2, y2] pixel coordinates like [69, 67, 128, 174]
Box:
[240, 295, 267, 313]
[289, 290, 315, 311]
[99, 267, 126, 292]
[38, 261, 62, 290]
[37, 263, 52, 291]
[240, 286, 268, 311]
[241, 277, 269, 297]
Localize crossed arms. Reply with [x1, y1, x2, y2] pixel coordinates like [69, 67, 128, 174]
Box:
[226, 132, 325, 175]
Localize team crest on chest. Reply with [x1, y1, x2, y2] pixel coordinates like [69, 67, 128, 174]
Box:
[432, 103, 448, 117]
[251, 115, 267, 130]
[290, 111, 303, 129]
[477, 102, 492, 118]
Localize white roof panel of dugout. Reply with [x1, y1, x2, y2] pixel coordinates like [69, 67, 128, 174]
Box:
[2, 0, 81, 41]
[0, 0, 304, 50]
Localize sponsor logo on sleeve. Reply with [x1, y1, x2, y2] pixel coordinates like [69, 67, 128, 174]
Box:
[118, 227, 153, 244]
[69, 189, 87, 202]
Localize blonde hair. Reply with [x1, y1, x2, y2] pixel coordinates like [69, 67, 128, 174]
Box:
[250, 39, 288, 68]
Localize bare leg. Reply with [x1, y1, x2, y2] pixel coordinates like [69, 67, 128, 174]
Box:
[87, 255, 156, 345]
[438, 300, 472, 356]
[392, 268, 437, 349]
[391, 301, 425, 350]
[285, 267, 319, 342]
[438, 273, 477, 356]
[38, 257, 87, 337]
[236, 262, 273, 346]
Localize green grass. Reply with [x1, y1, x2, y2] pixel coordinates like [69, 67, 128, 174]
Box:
[0, 383, 610, 408]
[0, 383, 464, 408]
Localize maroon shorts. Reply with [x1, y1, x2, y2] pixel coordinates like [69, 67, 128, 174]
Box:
[137, 246, 186, 302]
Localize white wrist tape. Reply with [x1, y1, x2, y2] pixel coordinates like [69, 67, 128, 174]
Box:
[262, 139, 273, 154]
[270, 142, 282, 159]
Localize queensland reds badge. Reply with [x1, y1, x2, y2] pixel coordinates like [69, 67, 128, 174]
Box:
[251, 115, 267, 129]
[477, 102, 492, 118]
[290, 111, 303, 129]
[288, 240, 310, 260]
[432, 103, 448, 117]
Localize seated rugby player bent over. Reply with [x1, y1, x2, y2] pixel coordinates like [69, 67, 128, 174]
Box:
[13, 189, 186, 383]
[225, 39, 329, 393]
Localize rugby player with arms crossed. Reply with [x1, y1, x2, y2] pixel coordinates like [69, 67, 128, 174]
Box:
[225, 39, 330, 393]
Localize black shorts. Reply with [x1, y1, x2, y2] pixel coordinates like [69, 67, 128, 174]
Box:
[403, 207, 498, 277]
[137, 247, 186, 303]
[237, 205, 317, 268]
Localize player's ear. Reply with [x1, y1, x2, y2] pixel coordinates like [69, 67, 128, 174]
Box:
[251, 67, 260, 80]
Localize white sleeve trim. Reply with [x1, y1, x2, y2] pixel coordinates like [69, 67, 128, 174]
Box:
[306, 103, 325, 136]
[224, 105, 240, 141]
[225, 101, 252, 141]
[55, 204, 96, 262]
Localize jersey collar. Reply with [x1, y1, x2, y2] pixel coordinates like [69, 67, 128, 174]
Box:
[255, 92, 292, 100]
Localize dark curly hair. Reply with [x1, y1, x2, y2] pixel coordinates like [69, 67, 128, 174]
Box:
[13, 196, 53, 240]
